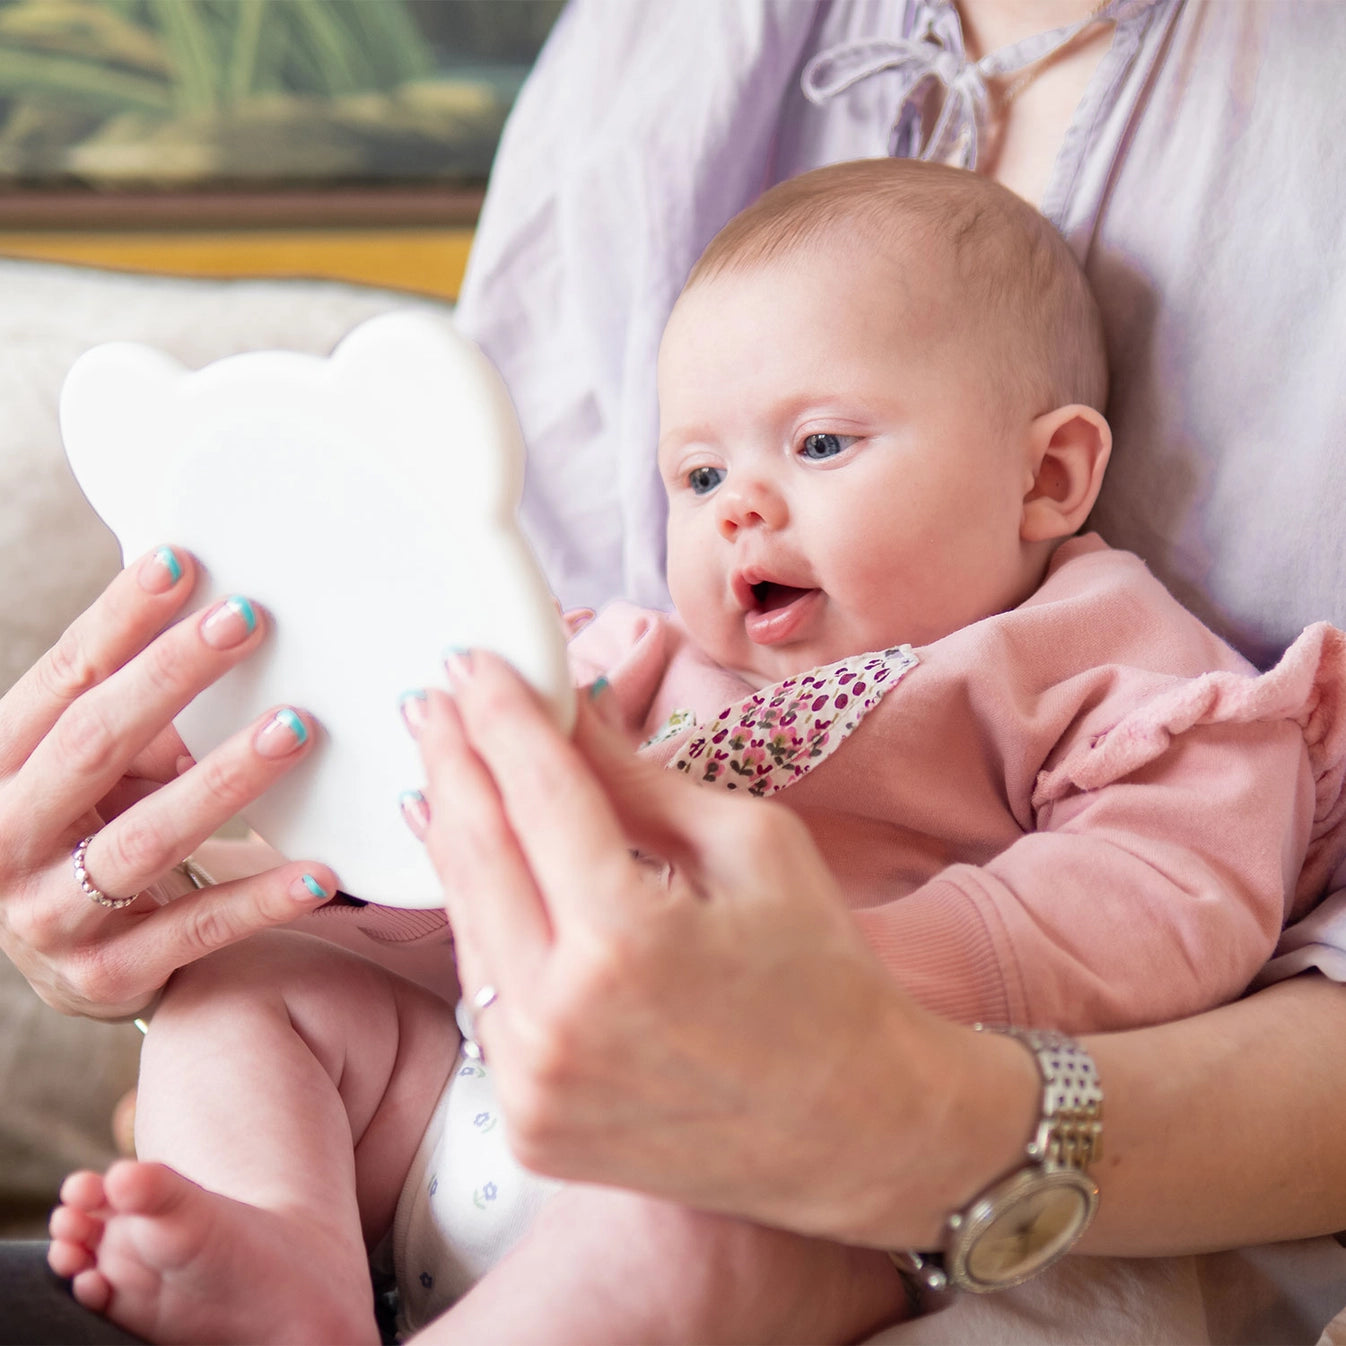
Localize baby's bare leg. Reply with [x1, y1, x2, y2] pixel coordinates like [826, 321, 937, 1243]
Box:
[48, 930, 456, 1346]
[434, 1184, 908, 1345]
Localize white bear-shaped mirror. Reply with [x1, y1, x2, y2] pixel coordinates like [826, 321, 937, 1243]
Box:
[61, 310, 573, 909]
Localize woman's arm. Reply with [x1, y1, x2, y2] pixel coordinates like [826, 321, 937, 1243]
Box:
[411, 650, 1346, 1256]
[1082, 972, 1346, 1255]
[0, 547, 337, 1019]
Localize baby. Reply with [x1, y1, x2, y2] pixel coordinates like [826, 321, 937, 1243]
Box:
[48, 160, 1339, 1345]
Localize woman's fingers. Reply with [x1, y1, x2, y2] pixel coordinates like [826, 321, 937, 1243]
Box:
[439, 651, 658, 928]
[121, 723, 194, 790]
[39, 862, 337, 1021]
[13, 593, 266, 852]
[0, 543, 343, 1021]
[127, 864, 338, 989]
[69, 705, 318, 906]
[96, 725, 195, 822]
[413, 686, 552, 995]
[448, 652, 755, 914]
[0, 546, 196, 776]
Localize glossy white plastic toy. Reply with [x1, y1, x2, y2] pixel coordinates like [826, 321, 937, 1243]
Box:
[61, 310, 573, 908]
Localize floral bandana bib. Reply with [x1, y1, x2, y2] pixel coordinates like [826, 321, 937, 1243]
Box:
[650, 645, 920, 797]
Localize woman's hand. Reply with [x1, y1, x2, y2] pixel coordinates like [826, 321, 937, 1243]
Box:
[408, 651, 1038, 1249]
[0, 546, 338, 1020]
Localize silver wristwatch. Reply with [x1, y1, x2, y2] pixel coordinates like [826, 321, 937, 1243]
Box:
[891, 1026, 1103, 1303]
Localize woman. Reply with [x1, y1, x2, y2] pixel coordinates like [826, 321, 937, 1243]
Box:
[4, 0, 1346, 1340]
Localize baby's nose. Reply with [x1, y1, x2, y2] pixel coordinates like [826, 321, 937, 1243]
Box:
[716, 479, 787, 538]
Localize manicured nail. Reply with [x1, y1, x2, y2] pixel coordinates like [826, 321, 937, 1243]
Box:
[443, 647, 474, 684]
[139, 546, 183, 594]
[255, 707, 308, 758]
[588, 675, 610, 701]
[399, 789, 430, 836]
[200, 596, 257, 649]
[398, 689, 428, 733]
[292, 873, 329, 902]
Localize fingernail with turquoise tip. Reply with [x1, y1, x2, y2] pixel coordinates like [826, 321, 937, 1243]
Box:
[156, 546, 183, 583]
[588, 675, 610, 701]
[292, 873, 329, 902]
[399, 789, 430, 835]
[139, 546, 183, 594]
[201, 595, 258, 649]
[256, 707, 308, 758]
[443, 647, 473, 684]
[398, 689, 428, 734]
[228, 596, 256, 633]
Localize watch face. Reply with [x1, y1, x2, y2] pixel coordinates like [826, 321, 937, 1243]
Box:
[952, 1168, 1098, 1291]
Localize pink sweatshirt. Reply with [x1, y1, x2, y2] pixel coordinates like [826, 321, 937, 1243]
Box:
[567, 536, 1346, 1032]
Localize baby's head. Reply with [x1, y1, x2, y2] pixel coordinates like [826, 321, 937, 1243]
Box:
[656, 158, 1111, 688]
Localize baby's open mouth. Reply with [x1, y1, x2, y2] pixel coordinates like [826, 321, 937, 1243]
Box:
[740, 576, 823, 646]
[734, 570, 823, 644]
[750, 580, 815, 612]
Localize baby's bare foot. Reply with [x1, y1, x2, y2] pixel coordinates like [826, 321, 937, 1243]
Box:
[48, 1160, 378, 1346]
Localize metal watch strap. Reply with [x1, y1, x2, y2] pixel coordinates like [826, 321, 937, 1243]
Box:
[887, 1025, 1102, 1308]
[990, 1025, 1103, 1171]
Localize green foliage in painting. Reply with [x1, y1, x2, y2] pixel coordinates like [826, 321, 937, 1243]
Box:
[0, 0, 561, 186]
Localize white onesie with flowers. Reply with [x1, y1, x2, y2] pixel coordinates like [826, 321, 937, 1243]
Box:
[392, 1052, 561, 1333]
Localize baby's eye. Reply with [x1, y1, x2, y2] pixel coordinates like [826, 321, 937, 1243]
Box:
[799, 433, 856, 461]
[688, 466, 725, 495]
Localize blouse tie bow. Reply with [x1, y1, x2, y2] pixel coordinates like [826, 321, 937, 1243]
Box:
[800, 0, 1129, 172]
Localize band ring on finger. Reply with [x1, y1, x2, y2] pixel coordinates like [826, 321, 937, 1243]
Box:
[72, 834, 139, 911]
[455, 984, 500, 1061]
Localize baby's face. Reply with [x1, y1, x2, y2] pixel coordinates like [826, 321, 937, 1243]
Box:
[657, 246, 1044, 687]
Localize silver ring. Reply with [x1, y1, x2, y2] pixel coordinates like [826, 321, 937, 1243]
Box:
[72, 834, 138, 911]
[455, 983, 499, 1061]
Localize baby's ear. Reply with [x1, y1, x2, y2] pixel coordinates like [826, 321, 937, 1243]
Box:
[1020, 405, 1112, 543]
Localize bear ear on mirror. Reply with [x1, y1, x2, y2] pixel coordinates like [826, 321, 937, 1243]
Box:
[326, 310, 523, 515]
[60, 343, 185, 563]
[58, 311, 573, 909]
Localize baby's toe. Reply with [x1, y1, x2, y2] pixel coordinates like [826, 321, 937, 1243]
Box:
[49, 1201, 103, 1249]
[58, 1169, 107, 1213]
[47, 1236, 96, 1280]
[103, 1159, 193, 1218]
[69, 1266, 113, 1314]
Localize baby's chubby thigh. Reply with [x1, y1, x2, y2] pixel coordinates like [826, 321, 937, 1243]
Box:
[135, 928, 459, 1241]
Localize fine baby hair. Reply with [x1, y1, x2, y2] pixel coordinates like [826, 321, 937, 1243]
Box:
[686, 157, 1109, 417]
